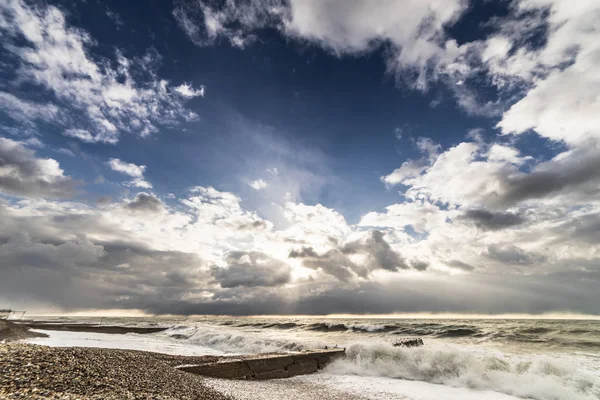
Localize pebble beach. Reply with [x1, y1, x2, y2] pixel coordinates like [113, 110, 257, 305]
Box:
[0, 342, 232, 400]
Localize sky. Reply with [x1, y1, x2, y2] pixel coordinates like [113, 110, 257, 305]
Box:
[1, 0, 599, 316]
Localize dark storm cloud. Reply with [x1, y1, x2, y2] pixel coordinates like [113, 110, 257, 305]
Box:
[290, 247, 356, 281]
[124, 193, 164, 213]
[460, 209, 525, 230]
[0, 138, 79, 198]
[289, 230, 410, 281]
[141, 271, 600, 316]
[487, 244, 537, 265]
[551, 212, 600, 245]
[210, 251, 292, 288]
[342, 230, 410, 272]
[411, 261, 429, 271]
[0, 204, 209, 309]
[446, 260, 475, 271]
[0, 203, 139, 248]
[486, 145, 600, 207]
[0, 232, 210, 310]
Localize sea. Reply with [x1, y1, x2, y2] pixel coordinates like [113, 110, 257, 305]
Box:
[25, 316, 600, 400]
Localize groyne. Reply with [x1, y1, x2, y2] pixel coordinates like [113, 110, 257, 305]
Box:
[177, 349, 345, 380]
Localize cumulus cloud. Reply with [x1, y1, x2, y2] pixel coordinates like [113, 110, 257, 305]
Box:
[489, 0, 600, 146]
[0, 0, 203, 143]
[0, 138, 78, 198]
[107, 158, 152, 189]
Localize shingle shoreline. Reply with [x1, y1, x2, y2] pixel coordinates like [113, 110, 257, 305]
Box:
[0, 343, 233, 400]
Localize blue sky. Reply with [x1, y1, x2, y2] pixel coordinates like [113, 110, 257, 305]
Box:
[1, 0, 599, 315]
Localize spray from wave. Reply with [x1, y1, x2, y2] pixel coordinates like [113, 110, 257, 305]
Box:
[325, 341, 600, 400]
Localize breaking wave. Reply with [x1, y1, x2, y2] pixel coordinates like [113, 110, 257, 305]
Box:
[162, 325, 305, 354]
[326, 341, 600, 400]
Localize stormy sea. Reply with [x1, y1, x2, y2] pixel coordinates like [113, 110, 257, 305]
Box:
[26, 316, 600, 400]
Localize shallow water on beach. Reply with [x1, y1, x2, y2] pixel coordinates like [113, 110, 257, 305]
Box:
[26, 316, 600, 400]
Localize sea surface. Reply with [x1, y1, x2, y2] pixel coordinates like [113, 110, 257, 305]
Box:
[25, 316, 600, 400]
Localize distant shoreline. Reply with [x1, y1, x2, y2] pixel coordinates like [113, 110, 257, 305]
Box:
[18, 321, 168, 335]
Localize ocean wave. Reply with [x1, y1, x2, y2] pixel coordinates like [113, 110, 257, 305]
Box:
[162, 325, 305, 354]
[325, 341, 600, 400]
[435, 328, 481, 337]
[518, 327, 554, 334]
[307, 322, 395, 333]
[263, 322, 300, 329]
[307, 323, 350, 332]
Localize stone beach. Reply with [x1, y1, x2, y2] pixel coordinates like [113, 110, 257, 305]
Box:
[0, 343, 233, 400]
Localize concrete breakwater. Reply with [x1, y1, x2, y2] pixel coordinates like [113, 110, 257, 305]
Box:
[177, 349, 346, 380]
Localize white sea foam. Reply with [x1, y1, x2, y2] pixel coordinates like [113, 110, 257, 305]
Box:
[26, 329, 225, 356]
[299, 373, 522, 400]
[324, 341, 600, 400]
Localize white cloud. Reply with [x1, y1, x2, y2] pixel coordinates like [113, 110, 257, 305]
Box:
[174, 83, 205, 98]
[382, 137, 600, 209]
[0, 91, 61, 127]
[172, 0, 600, 147]
[63, 129, 96, 143]
[248, 178, 268, 190]
[0, 0, 203, 144]
[382, 137, 440, 186]
[0, 137, 78, 198]
[107, 158, 152, 189]
[1, 173, 600, 315]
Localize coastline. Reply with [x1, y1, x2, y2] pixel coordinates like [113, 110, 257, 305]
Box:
[3, 318, 599, 400]
[0, 321, 229, 399]
[0, 321, 350, 400]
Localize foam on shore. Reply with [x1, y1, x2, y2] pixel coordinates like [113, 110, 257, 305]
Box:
[26, 329, 225, 356]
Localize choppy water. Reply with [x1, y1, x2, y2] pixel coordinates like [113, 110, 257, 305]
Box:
[29, 316, 600, 399]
